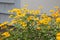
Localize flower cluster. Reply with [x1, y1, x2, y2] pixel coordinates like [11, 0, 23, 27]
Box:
[0, 6, 60, 40]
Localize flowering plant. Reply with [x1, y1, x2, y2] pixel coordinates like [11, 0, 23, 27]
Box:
[0, 6, 60, 40]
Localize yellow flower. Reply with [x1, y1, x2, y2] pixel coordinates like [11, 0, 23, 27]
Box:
[1, 26, 7, 29]
[0, 22, 8, 27]
[16, 9, 22, 13]
[27, 16, 34, 21]
[41, 14, 48, 18]
[10, 19, 17, 24]
[16, 13, 26, 17]
[9, 8, 22, 16]
[0, 24, 2, 27]
[56, 32, 60, 40]
[3, 22, 8, 25]
[2, 32, 10, 37]
[21, 7, 29, 13]
[20, 13, 26, 17]
[51, 12, 60, 18]
[34, 10, 40, 15]
[41, 17, 51, 25]
[20, 22, 27, 27]
[56, 36, 60, 40]
[42, 20, 49, 25]
[29, 10, 35, 14]
[9, 8, 18, 13]
[56, 17, 60, 23]
[16, 12, 21, 16]
[47, 17, 52, 22]
[49, 9, 54, 13]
